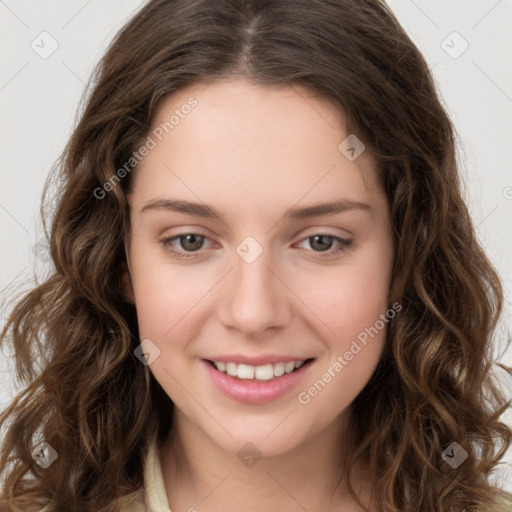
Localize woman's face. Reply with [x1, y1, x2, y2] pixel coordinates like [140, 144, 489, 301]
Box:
[125, 78, 395, 456]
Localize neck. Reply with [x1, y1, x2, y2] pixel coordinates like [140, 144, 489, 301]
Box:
[158, 409, 371, 512]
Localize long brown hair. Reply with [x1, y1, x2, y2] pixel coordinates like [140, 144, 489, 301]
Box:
[1, 0, 511, 510]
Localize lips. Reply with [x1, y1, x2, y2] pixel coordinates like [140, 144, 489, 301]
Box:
[202, 357, 315, 404]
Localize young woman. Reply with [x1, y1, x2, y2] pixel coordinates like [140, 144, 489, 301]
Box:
[1, 1, 511, 511]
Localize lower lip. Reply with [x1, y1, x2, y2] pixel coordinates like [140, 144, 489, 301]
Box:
[201, 359, 314, 404]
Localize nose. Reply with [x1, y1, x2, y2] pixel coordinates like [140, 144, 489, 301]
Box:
[217, 242, 293, 338]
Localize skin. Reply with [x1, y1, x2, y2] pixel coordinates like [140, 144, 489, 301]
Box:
[124, 78, 395, 512]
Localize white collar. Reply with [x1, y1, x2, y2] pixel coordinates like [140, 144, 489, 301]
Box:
[118, 433, 172, 512]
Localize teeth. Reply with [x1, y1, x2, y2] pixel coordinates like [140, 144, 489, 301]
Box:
[284, 361, 296, 373]
[237, 364, 255, 379]
[212, 359, 308, 381]
[254, 364, 273, 380]
[273, 362, 285, 377]
[226, 362, 237, 377]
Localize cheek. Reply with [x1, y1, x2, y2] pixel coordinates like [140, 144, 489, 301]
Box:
[303, 256, 392, 338]
[134, 282, 198, 343]
[129, 244, 193, 340]
[299, 263, 391, 411]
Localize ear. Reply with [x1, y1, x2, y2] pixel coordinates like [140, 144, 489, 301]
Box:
[121, 266, 135, 304]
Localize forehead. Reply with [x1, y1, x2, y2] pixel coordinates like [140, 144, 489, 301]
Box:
[130, 78, 381, 207]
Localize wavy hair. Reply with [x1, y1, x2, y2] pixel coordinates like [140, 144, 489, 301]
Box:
[1, 0, 511, 510]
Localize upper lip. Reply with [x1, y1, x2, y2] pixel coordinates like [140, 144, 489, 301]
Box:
[204, 355, 314, 366]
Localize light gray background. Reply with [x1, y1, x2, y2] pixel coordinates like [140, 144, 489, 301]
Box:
[1, 0, 511, 491]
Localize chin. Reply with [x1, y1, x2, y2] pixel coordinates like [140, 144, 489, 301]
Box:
[198, 413, 316, 460]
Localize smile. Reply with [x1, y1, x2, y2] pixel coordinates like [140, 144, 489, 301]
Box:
[208, 359, 311, 381]
[202, 358, 316, 404]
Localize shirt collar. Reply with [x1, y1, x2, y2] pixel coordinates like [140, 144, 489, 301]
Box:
[143, 432, 173, 512]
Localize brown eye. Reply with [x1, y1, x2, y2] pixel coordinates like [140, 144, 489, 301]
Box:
[309, 234, 335, 252]
[296, 234, 352, 257]
[161, 233, 212, 259]
[176, 234, 205, 251]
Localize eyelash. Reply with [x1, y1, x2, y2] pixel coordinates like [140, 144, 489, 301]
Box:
[160, 233, 353, 260]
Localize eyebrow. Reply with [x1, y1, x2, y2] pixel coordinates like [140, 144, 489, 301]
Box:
[140, 198, 371, 220]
